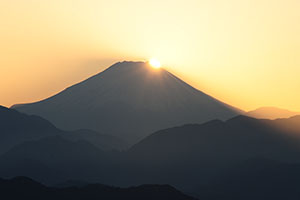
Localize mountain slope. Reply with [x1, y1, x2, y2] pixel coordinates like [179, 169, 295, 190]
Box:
[0, 105, 127, 153]
[124, 115, 300, 192]
[13, 61, 241, 142]
[128, 115, 300, 163]
[247, 106, 300, 119]
[0, 105, 59, 153]
[0, 136, 110, 183]
[194, 158, 300, 200]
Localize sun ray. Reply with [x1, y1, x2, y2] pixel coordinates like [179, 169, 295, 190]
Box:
[149, 58, 161, 69]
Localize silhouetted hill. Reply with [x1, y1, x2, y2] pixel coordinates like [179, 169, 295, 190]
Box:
[271, 115, 300, 133]
[2, 114, 300, 196]
[13, 61, 242, 143]
[0, 136, 113, 183]
[247, 106, 300, 119]
[0, 105, 59, 153]
[129, 115, 300, 164]
[124, 115, 300, 192]
[54, 180, 90, 188]
[0, 176, 197, 200]
[63, 129, 128, 151]
[0, 105, 128, 153]
[195, 158, 300, 200]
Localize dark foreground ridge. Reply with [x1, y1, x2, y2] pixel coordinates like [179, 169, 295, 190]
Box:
[0, 176, 197, 200]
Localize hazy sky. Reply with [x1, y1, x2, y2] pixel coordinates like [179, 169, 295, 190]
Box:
[1, 0, 299, 111]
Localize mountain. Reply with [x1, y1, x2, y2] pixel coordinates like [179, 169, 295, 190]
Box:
[2, 114, 300, 196]
[0, 105, 127, 153]
[128, 115, 300, 164]
[13, 61, 242, 143]
[0, 177, 197, 200]
[0, 136, 111, 183]
[62, 129, 128, 151]
[124, 115, 300, 192]
[247, 106, 300, 119]
[271, 115, 300, 133]
[0, 105, 58, 154]
[195, 158, 300, 200]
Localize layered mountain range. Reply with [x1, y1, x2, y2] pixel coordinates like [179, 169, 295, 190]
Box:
[1, 105, 300, 198]
[2, 61, 300, 199]
[0, 105, 127, 154]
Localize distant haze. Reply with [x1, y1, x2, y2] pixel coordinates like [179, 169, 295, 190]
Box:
[247, 107, 300, 120]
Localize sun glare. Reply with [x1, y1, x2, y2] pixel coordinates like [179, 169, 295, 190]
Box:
[149, 58, 161, 69]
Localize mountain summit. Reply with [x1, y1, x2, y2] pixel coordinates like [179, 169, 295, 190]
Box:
[13, 61, 241, 142]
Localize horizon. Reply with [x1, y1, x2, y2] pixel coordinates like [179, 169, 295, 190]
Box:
[2, 60, 300, 113]
[1, 0, 300, 111]
[2, 2, 300, 199]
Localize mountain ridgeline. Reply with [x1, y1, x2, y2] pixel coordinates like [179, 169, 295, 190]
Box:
[3, 61, 300, 199]
[1, 103, 300, 198]
[0, 105, 127, 154]
[246, 106, 300, 119]
[0, 177, 196, 200]
[13, 61, 241, 143]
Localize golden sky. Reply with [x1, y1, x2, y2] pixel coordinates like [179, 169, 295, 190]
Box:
[0, 0, 299, 111]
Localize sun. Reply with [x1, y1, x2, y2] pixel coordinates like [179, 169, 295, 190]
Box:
[149, 58, 161, 69]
